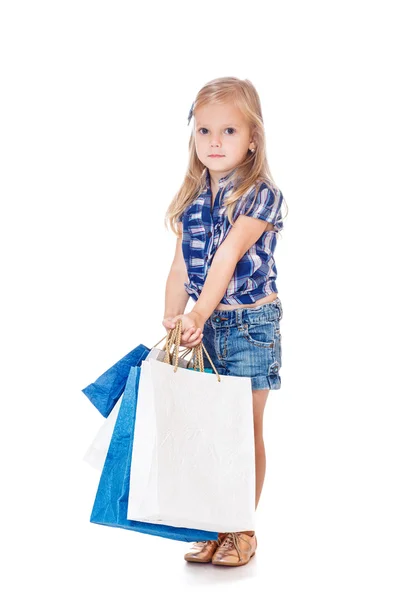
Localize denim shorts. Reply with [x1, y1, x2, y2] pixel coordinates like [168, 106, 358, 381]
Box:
[201, 297, 283, 391]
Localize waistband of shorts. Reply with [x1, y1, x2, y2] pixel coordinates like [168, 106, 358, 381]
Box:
[205, 297, 282, 325]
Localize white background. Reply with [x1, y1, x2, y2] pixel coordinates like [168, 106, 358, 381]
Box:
[1, 1, 399, 598]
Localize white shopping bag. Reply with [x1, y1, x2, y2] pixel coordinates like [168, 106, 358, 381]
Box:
[83, 395, 122, 471]
[127, 357, 255, 533]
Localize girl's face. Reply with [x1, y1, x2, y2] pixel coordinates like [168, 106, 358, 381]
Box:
[194, 103, 254, 180]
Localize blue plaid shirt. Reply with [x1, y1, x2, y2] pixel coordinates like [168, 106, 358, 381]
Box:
[179, 167, 284, 305]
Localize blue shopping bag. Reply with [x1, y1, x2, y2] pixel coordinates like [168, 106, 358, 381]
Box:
[90, 364, 218, 543]
[82, 344, 150, 417]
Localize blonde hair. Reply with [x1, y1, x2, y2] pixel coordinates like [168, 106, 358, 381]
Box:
[164, 76, 288, 237]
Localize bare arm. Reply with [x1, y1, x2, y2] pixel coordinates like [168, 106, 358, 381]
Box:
[164, 223, 190, 319]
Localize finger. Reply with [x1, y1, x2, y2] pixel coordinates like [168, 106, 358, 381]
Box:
[187, 333, 203, 347]
[191, 328, 202, 340]
[186, 329, 200, 343]
[181, 333, 195, 346]
[187, 328, 202, 342]
[182, 326, 196, 341]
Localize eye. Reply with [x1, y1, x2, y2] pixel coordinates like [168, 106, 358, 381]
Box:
[197, 127, 236, 135]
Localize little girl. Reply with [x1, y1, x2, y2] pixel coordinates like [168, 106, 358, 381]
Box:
[162, 77, 286, 567]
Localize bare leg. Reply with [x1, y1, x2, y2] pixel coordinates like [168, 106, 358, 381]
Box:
[240, 388, 270, 536]
[253, 388, 269, 508]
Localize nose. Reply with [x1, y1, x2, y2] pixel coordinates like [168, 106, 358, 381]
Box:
[210, 137, 222, 147]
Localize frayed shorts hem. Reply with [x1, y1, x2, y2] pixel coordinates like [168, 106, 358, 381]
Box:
[251, 374, 281, 391]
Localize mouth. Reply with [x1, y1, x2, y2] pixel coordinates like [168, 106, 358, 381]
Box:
[209, 155, 225, 158]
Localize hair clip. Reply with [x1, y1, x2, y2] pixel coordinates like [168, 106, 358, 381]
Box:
[187, 101, 195, 126]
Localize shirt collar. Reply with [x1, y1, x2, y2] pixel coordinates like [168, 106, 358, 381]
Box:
[202, 167, 237, 193]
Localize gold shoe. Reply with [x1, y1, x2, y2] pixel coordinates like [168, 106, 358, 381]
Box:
[184, 534, 227, 563]
[211, 532, 257, 567]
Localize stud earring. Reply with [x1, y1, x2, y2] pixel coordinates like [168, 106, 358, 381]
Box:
[250, 148, 255, 153]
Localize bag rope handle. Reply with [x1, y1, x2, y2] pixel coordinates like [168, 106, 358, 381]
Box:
[152, 320, 221, 382]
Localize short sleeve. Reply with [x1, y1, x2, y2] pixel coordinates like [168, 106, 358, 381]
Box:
[238, 182, 283, 228]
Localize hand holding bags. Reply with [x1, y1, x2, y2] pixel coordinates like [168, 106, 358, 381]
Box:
[87, 322, 255, 540]
[127, 321, 256, 533]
